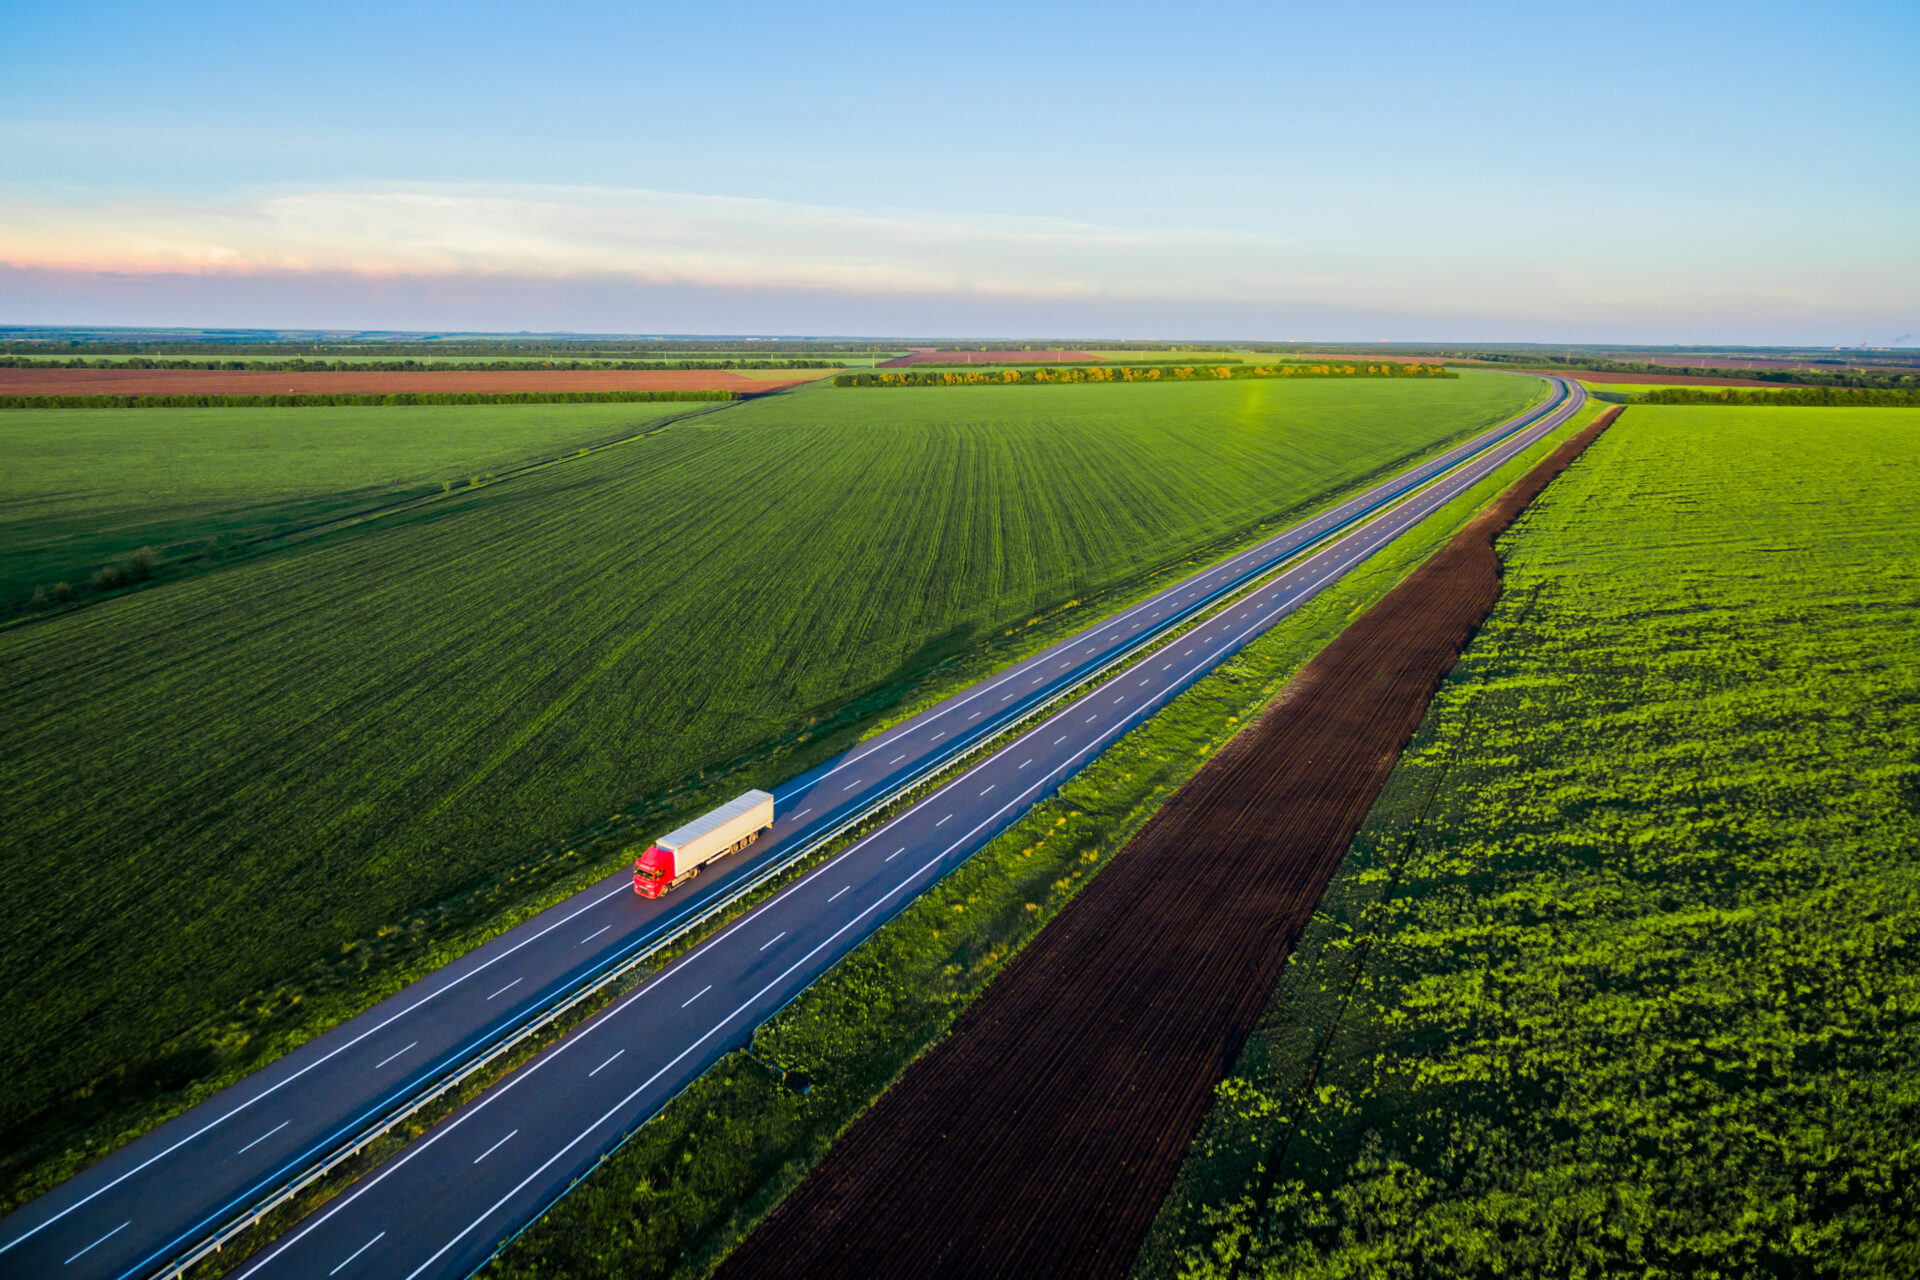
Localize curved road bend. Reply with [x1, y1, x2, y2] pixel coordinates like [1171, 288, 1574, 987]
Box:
[0, 380, 1582, 1280]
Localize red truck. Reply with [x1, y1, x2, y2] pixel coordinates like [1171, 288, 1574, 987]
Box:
[633, 790, 776, 898]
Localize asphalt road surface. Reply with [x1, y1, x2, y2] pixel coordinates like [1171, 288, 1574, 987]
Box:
[0, 379, 1582, 1280]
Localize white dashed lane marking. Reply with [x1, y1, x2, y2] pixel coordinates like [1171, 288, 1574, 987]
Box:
[63, 1221, 129, 1267]
[472, 1130, 517, 1164]
[328, 1231, 385, 1276]
[373, 1042, 416, 1070]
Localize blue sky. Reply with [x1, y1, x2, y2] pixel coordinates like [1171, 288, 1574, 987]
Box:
[2, 0, 1915, 341]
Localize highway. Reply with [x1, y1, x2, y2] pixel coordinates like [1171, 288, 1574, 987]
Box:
[0, 378, 1582, 1280]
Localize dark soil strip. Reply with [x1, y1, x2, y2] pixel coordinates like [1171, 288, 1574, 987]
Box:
[0, 368, 816, 395]
[1518, 367, 1780, 387]
[715, 408, 1622, 1280]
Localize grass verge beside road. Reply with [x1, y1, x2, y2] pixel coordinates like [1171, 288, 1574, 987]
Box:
[477, 399, 1608, 1280]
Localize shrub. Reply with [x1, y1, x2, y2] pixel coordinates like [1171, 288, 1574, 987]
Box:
[89, 548, 155, 593]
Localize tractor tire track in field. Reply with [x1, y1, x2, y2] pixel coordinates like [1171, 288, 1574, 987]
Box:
[226, 404, 737, 555]
[717, 407, 1623, 1280]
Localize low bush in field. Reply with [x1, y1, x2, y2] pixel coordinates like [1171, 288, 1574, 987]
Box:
[88, 548, 154, 593]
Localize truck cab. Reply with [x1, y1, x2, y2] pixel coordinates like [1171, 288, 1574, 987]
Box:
[632, 846, 675, 898]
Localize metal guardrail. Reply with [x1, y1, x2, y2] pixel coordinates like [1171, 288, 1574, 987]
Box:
[152, 379, 1572, 1279]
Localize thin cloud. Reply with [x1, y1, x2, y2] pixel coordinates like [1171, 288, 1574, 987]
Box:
[0, 183, 1284, 302]
[1, 182, 1910, 332]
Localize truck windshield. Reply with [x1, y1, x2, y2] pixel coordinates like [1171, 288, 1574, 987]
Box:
[635, 865, 665, 880]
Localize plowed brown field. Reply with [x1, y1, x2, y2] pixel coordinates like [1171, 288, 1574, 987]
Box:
[0, 368, 823, 396]
[1524, 367, 1779, 386]
[1631, 354, 1920, 373]
[717, 409, 1622, 1280]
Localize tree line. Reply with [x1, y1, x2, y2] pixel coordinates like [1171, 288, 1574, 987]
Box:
[1634, 387, 1920, 407]
[835, 363, 1453, 388]
[1468, 352, 1919, 390]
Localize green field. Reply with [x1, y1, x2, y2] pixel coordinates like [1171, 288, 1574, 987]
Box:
[0, 372, 1541, 1154]
[0, 401, 711, 604]
[1140, 406, 1920, 1277]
